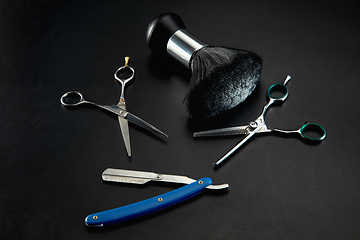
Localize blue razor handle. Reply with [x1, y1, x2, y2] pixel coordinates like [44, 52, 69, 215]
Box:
[85, 177, 212, 227]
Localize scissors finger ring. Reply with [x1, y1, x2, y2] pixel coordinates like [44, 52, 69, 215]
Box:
[60, 91, 84, 106]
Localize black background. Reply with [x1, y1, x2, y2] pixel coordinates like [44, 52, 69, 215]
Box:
[1, 0, 360, 239]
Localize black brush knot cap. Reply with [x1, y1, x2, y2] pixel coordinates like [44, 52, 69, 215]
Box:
[185, 46, 262, 119]
[147, 13, 186, 53]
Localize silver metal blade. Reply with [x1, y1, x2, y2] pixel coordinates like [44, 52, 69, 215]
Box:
[117, 99, 131, 156]
[214, 122, 265, 166]
[97, 104, 167, 138]
[102, 168, 229, 190]
[159, 174, 229, 190]
[102, 168, 159, 184]
[125, 113, 168, 138]
[193, 126, 249, 137]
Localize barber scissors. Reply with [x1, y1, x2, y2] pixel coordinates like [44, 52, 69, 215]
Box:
[60, 62, 168, 153]
[193, 75, 326, 166]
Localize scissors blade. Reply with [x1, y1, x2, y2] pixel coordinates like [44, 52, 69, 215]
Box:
[99, 104, 167, 138]
[214, 122, 264, 166]
[193, 126, 249, 137]
[117, 99, 131, 156]
[125, 112, 168, 138]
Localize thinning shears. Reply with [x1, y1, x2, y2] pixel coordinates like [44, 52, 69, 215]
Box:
[193, 75, 326, 166]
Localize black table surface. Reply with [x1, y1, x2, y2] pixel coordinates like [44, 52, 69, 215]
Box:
[2, 0, 360, 239]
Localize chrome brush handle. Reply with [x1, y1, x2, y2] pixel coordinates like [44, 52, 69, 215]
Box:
[147, 13, 207, 68]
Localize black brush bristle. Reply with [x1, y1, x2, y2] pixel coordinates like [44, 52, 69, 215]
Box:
[186, 46, 262, 119]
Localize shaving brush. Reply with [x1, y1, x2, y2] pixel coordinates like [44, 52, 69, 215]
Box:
[147, 13, 262, 119]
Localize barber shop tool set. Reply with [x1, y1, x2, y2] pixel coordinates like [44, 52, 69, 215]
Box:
[60, 13, 326, 227]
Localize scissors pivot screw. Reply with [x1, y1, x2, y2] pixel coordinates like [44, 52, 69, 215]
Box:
[249, 122, 258, 128]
